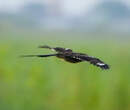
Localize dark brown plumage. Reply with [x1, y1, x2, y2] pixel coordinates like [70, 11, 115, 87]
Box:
[22, 45, 110, 70]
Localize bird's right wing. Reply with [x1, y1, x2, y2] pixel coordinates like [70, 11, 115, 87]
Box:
[75, 54, 110, 70]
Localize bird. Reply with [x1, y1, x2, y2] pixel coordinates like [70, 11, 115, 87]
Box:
[22, 45, 110, 70]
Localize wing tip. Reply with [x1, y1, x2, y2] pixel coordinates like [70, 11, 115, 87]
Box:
[100, 64, 110, 70]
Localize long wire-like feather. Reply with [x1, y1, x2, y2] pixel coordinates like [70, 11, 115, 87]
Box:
[21, 54, 57, 58]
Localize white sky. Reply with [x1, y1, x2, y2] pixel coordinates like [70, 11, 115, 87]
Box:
[0, 0, 129, 14]
[62, 0, 100, 16]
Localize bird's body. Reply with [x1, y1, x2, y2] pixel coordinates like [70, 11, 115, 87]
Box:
[22, 45, 110, 70]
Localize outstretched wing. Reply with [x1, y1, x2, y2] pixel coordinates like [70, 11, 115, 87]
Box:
[39, 45, 72, 53]
[74, 54, 110, 69]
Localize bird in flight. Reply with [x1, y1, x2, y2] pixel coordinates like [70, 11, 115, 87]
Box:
[22, 45, 110, 70]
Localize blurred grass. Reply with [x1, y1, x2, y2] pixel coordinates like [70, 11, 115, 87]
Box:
[0, 35, 130, 110]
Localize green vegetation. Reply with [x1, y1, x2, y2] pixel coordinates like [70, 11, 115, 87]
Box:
[0, 34, 130, 110]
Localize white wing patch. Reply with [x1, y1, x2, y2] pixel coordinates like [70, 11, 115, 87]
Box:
[97, 63, 105, 66]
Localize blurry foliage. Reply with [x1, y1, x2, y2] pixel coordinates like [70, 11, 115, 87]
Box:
[0, 33, 130, 110]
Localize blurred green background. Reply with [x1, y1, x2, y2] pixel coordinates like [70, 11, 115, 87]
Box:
[0, 0, 130, 110]
[0, 31, 130, 110]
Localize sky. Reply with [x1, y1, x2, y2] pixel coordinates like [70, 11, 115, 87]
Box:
[0, 0, 130, 15]
[62, 0, 99, 16]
